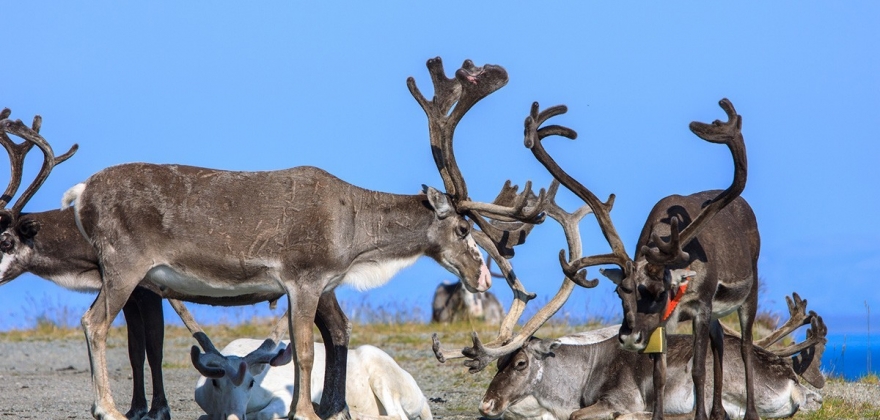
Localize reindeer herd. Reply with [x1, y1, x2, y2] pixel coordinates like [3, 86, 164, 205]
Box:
[0, 58, 826, 420]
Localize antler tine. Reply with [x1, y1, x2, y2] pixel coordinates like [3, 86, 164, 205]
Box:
[525, 102, 633, 282]
[0, 115, 79, 214]
[643, 98, 746, 264]
[0, 109, 35, 209]
[771, 315, 827, 358]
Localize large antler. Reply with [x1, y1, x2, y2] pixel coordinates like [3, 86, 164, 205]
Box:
[642, 98, 746, 264]
[525, 102, 634, 286]
[432, 179, 597, 371]
[0, 109, 78, 213]
[756, 292, 814, 348]
[431, 103, 604, 372]
[408, 58, 548, 259]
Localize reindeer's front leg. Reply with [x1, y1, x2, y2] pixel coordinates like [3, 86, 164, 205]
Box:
[708, 320, 726, 420]
[286, 288, 322, 420]
[315, 291, 352, 420]
[82, 262, 144, 420]
[651, 352, 666, 420]
[691, 312, 711, 420]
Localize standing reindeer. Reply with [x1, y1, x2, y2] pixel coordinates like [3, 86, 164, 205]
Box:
[0, 109, 359, 420]
[62, 58, 554, 420]
[526, 99, 759, 420]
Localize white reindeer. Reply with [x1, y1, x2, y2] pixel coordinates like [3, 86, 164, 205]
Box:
[192, 337, 432, 420]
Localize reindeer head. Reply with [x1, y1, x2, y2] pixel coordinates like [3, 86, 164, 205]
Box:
[480, 337, 559, 419]
[0, 109, 77, 284]
[191, 333, 290, 420]
[530, 99, 747, 353]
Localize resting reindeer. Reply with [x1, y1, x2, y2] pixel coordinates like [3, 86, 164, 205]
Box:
[61, 58, 557, 420]
[432, 260, 505, 324]
[480, 294, 827, 420]
[191, 327, 432, 420]
[526, 99, 760, 420]
[0, 110, 361, 420]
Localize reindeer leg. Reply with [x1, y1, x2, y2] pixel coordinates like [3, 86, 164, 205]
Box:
[708, 320, 726, 420]
[133, 288, 170, 420]
[737, 284, 759, 420]
[284, 286, 322, 420]
[82, 262, 144, 420]
[691, 312, 711, 420]
[651, 352, 667, 420]
[121, 294, 148, 420]
[314, 291, 352, 420]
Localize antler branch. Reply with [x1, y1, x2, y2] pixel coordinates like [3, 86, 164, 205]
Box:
[525, 102, 633, 283]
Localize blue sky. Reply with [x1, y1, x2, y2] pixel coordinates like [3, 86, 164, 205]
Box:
[2, 3, 878, 338]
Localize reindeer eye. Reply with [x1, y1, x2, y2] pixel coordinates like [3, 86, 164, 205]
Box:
[211, 379, 219, 388]
[514, 358, 527, 370]
[455, 219, 470, 238]
[249, 379, 255, 389]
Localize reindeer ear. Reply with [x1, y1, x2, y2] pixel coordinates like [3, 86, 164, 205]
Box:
[17, 219, 40, 238]
[424, 186, 455, 219]
[269, 344, 293, 367]
[600, 268, 625, 284]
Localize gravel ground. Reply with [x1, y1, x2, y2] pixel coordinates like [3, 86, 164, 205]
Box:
[0, 333, 877, 419]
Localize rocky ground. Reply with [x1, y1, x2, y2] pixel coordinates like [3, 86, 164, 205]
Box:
[0, 326, 877, 419]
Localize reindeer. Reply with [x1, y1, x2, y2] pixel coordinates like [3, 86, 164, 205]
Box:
[61, 58, 556, 420]
[191, 313, 432, 420]
[432, 259, 505, 324]
[480, 294, 826, 420]
[525, 99, 760, 420]
[0, 109, 361, 420]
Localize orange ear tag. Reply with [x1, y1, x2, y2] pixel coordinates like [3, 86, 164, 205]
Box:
[640, 326, 667, 354]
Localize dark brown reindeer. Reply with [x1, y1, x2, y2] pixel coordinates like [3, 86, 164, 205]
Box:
[0, 109, 360, 420]
[527, 99, 759, 420]
[62, 58, 553, 420]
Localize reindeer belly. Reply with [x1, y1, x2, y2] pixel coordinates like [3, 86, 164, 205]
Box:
[146, 265, 284, 297]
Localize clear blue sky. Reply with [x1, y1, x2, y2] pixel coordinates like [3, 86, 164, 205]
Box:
[2, 3, 877, 338]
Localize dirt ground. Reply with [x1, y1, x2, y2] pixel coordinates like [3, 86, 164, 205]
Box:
[0, 331, 492, 419]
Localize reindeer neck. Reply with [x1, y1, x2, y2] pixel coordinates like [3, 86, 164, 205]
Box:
[343, 191, 435, 260]
[23, 209, 100, 285]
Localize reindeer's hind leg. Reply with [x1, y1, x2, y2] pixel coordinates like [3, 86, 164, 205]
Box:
[134, 288, 170, 420]
[82, 264, 145, 420]
[121, 293, 148, 420]
[315, 291, 352, 420]
[708, 320, 726, 420]
[737, 280, 759, 420]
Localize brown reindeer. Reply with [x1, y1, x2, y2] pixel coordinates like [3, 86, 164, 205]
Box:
[62, 58, 552, 420]
[0, 109, 362, 420]
[525, 99, 759, 420]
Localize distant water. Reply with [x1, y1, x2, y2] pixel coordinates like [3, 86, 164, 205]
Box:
[822, 333, 879, 380]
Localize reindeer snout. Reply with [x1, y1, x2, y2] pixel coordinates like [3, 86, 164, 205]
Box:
[479, 398, 504, 418]
[618, 331, 645, 351]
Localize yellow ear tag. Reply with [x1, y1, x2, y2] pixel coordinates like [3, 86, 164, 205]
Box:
[640, 326, 667, 354]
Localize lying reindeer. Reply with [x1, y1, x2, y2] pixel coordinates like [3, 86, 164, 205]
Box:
[192, 332, 432, 420]
[432, 260, 505, 324]
[480, 293, 826, 420]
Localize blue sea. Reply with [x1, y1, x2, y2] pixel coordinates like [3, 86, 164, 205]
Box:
[822, 334, 879, 380]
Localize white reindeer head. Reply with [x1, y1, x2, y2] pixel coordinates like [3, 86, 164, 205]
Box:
[191, 333, 291, 420]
